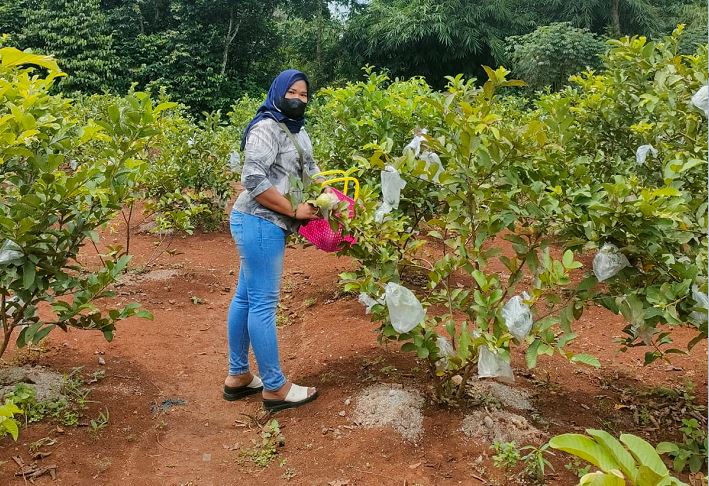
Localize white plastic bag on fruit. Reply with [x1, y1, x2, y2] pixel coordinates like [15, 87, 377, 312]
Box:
[435, 336, 455, 371]
[691, 85, 709, 117]
[635, 144, 657, 165]
[502, 291, 533, 340]
[592, 243, 630, 282]
[374, 203, 391, 223]
[381, 165, 406, 208]
[420, 150, 444, 182]
[477, 346, 514, 382]
[437, 336, 455, 358]
[227, 151, 241, 173]
[0, 240, 23, 265]
[404, 128, 428, 157]
[358, 293, 382, 314]
[375, 165, 407, 223]
[384, 282, 425, 333]
[690, 285, 708, 324]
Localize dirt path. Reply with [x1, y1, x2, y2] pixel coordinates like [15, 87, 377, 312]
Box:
[0, 220, 706, 485]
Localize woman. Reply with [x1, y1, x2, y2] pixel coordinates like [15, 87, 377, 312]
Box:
[223, 69, 322, 412]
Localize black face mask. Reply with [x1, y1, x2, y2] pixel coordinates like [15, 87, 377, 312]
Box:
[279, 97, 307, 119]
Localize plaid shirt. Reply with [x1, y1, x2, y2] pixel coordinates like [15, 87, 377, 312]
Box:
[233, 118, 321, 233]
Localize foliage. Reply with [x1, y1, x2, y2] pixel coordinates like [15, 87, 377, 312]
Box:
[342, 0, 539, 85]
[2, 368, 95, 436]
[89, 408, 110, 435]
[76, 93, 239, 235]
[142, 109, 239, 233]
[0, 47, 154, 359]
[310, 67, 443, 169]
[0, 399, 23, 440]
[526, 0, 663, 37]
[492, 441, 522, 469]
[342, 67, 599, 398]
[242, 418, 285, 468]
[505, 22, 606, 91]
[521, 443, 556, 482]
[335, 27, 706, 399]
[20, 0, 120, 93]
[549, 429, 689, 485]
[537, 27, 708, 361]
[228, 94, 265, 143]
[656, 418, 708, 474]
[270, 2, 348, 89]
[2, 1, 703, 111]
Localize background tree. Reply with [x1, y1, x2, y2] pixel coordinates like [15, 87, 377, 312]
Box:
[341, 0, 538, 86]
[20, 0, 120, 93]
[267, 0, 350, 89]
[529, 0, 662, 37]
[505, 22, 606, 91]
[0, 0, 703, 111]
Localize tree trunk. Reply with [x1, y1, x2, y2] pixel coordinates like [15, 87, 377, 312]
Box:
[315, 0, 323, 82]
[221, 7, 240, 76]
[611, 0, 621, 36]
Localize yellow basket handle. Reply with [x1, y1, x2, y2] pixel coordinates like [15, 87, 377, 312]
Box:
[320, 176, 359, 201]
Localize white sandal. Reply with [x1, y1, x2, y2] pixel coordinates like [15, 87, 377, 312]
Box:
[223, 375, 263, 401]
[263, 383, 319, 412]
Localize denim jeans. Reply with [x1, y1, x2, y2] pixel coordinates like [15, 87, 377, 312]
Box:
[227, 210, 287, 391]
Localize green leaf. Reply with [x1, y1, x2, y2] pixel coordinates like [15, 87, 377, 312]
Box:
[31, 324, 55, 344]
[562, 249, 574, 268]
[570, 354, 601, 368]
[587, 429, 638, 482]
[22, 261, 36, 289]
[2, 417, 19, 440]
[655, 442, 680, 455]
[526, 339, 541, 369]
[578, 470, 626, 486]
[620, 434, 669, 477]
[549, 433, 621, 471]
[401, 342, 416, 353]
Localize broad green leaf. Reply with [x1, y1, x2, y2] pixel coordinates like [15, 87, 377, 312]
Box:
[620, 434, 668, 477]
[1, 417, 19, 440]
[655, 442, 679, 455]
[579, 470, 626, 486]
[587, 429, 638, 481]
[570, 354, 601, 368]
[549, 434, 621, 471]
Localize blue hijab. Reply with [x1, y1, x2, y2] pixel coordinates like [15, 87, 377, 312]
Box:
[240, 69, 310, 150]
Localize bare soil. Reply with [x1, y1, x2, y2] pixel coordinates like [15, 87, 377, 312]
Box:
[0, 209, 706, 486]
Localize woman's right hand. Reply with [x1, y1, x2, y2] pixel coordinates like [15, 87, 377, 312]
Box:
[294, 202, 319, 220]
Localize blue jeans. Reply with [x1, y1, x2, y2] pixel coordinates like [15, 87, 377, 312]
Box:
[227, 210, 287, 391]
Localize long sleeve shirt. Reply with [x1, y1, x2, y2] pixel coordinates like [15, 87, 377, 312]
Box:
[233, 118, 321, 233]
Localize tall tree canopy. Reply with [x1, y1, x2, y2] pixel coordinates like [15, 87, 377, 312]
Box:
[0, 0, 703, 110]
[343, 0, 537, 86]
[21, 0, 119, 92]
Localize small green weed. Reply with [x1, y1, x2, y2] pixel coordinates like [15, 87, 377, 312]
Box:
[657, 418, 708, 474]
[90, 408, 110, 436]
[242, 419, 285, 467]
[491, 441, 521, 470]
[520, 443, 554, 483]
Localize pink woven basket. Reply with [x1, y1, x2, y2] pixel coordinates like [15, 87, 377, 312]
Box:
[298, 188, 357, 253]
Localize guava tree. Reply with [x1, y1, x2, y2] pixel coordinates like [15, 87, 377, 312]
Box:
[0, 47, 164, 358]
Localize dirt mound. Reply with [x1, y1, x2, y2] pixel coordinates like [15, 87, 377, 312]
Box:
[461, 409, 545, 445]
[466, 377, 534, 411]
[0, 366, 65, 402]
[352, 384, 425, 442]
